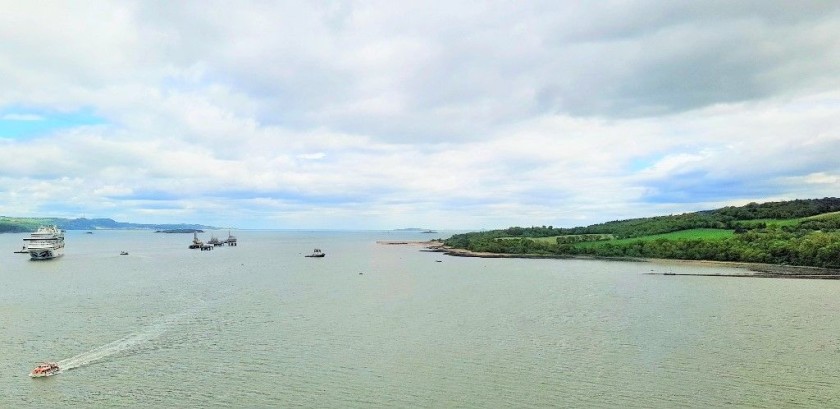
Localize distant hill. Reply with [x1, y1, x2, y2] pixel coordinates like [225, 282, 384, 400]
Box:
[0, 216, 217, 233]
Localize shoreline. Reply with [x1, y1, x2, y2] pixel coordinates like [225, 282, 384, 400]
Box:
[379, 241, 840, 279]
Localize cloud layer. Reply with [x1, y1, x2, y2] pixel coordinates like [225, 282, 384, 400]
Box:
[1, 1, 838, 229]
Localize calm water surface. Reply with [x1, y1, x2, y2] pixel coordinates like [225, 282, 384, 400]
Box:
[1, 230, 838, 407]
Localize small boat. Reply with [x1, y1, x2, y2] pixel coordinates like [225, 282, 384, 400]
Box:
[30, 362, 60, 378]
[305, 249, 325, 258]
[120, 251, 129, 255]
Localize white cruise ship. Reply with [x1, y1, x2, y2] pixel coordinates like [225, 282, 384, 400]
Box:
[24, 225, 65, 260]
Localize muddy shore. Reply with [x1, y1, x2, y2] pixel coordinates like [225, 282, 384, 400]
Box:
[379, 241, 840, 279]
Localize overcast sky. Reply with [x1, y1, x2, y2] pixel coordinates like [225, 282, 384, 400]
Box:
[1, 1, 838, 229]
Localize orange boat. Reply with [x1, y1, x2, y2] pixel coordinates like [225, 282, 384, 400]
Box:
[30, 362, 60, 378]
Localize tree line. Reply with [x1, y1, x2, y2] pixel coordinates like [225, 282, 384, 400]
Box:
[444, 198, 840, 268]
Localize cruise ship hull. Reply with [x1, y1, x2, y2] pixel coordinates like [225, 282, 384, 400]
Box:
[29, 248, 63, 260]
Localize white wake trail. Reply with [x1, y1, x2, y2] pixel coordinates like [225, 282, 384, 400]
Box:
[56, 306, 203, 372]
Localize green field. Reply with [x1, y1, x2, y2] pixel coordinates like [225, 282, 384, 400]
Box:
[735, 218, 800, 227]
[733, 212, 840, 228]
[574, 228, 734, 248]
[804, 211, 840, 220]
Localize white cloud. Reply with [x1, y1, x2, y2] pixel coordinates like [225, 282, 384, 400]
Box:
[786, 172, 840, 186]
[0, 1, 838, 228]
[297, 152, 326, 160]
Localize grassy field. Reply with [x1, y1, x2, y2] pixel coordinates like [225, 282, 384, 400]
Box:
[804, 211, 840, 220]
[574, 228, 734, 248]
[735, 218, 800, 227]
[731, 212, 840, 227]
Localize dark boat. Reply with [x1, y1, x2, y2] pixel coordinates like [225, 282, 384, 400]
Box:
[305, 249, 325, 258]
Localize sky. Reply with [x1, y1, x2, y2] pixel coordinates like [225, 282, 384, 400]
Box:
[1, 1, 839, 230]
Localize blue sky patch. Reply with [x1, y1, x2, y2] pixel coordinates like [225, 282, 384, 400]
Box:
[641, 172, 777, 204]
[628, 154, 665, 172]
[0, 107, 106, 139]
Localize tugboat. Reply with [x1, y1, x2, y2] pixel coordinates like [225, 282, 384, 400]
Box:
[30, 362, 60, 378]
[305, 249, 326, 258]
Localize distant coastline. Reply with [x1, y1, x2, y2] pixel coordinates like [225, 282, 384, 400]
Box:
[380, 240, 840, 279]
[0, 216, 217, 233]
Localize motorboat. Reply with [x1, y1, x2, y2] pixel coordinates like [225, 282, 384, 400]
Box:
[30, 362, 60, 378]
[120, 251, 129, 255]
[305, 249, 325, 258]
[23, 225, 65, 260]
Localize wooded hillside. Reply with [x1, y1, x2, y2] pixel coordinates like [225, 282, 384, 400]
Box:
[444, 198, 840, 268]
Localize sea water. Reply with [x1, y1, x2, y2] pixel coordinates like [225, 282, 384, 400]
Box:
[1, 230, 838, 407]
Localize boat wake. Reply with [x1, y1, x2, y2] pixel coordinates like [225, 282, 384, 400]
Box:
[56, 306, 203, 373]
